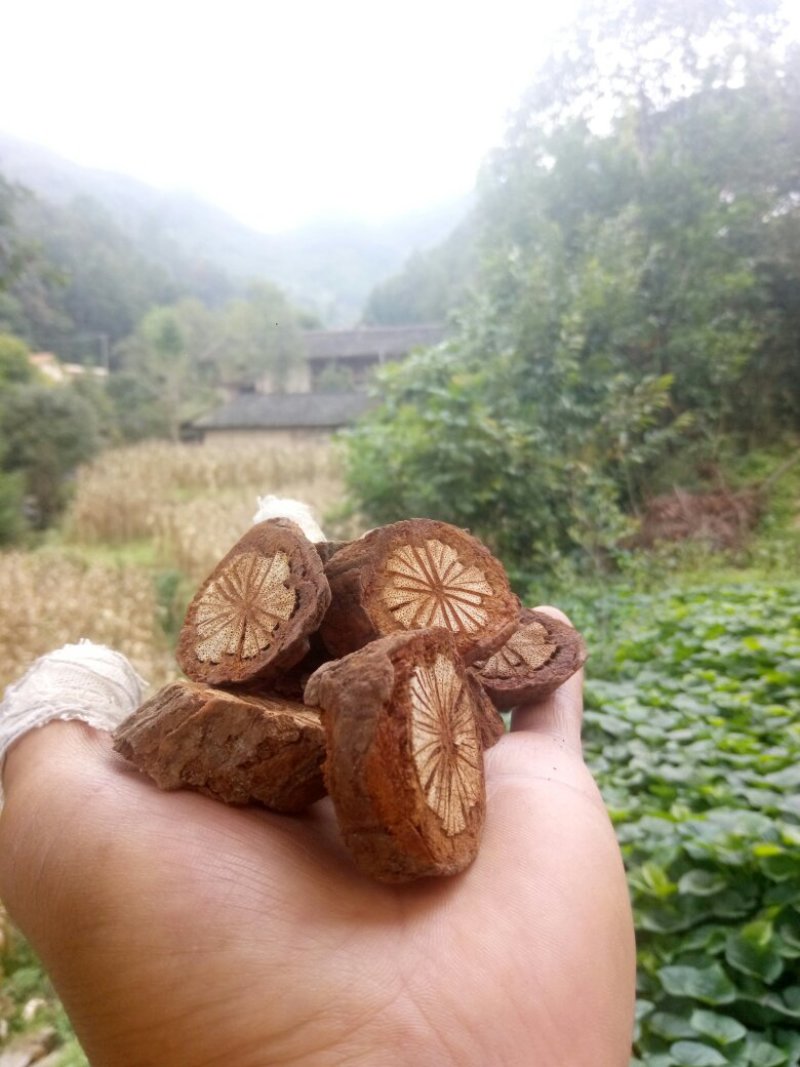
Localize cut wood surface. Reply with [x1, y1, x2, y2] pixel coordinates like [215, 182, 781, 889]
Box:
[177, 518, 331, 686]
[306, 628, 487, 882]
[320, 518, 520, 664]
[113, 679, 327, 812]
[473, 608, 588, 710]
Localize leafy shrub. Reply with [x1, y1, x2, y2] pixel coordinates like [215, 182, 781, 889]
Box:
[343, 343, 676, 579]
[0, 469, 25, 545]
[582, 583, 800, 1065]
[0, 383, 101, 527]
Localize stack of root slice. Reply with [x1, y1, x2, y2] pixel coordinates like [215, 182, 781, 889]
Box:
[114, 515, 587, 882]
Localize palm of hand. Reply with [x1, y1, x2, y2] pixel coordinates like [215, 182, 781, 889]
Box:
[1, 699, 634, 1067]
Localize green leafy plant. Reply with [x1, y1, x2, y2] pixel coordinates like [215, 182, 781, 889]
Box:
[582, 582, 800, 1064]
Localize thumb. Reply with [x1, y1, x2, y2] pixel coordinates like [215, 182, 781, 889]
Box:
[508, 605, 584, 753]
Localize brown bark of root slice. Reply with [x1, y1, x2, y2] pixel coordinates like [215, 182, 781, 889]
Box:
[472, 608, 588, 710]
[305, 628, 487, 882]
[113, 679, 326, 812]
[177, 518, 331, 686]
[319, 518, 520, 665]
[314, 539, 351, 565]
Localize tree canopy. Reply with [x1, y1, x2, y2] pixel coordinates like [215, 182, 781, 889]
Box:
[347, 0, 800, 577]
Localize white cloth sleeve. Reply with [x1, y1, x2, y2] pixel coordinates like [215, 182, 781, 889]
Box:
[0, 640, 147, 806]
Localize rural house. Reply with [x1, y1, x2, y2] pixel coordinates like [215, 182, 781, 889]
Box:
[190, 323, 446, 444]
[190, 392, 373, 447]
[302, 323, 446, 391]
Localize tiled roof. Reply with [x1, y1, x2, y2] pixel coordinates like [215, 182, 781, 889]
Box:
[303, 324, 446, 361]
[193, 391, 374, 430]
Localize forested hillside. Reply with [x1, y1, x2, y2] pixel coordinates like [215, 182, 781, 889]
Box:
[349, 0, 800, 578]
[0, 133, 469, 326]
[0, 167, 320, 532]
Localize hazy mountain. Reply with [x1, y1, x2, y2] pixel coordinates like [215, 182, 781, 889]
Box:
[0, 132, 470, 324]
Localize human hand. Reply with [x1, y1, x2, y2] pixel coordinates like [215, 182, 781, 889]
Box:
[0, 608, 635, 1067]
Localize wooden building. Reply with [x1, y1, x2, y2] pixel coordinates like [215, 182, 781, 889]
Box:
[302, 324, 446, 390]
[190, 391, 374, 446]
[190, 323, 445, 443]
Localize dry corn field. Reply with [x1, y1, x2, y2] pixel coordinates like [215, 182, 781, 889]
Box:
[0, 438, 356, 694]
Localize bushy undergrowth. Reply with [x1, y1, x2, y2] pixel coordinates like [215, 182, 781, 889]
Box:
[582, 583, 800, 1065]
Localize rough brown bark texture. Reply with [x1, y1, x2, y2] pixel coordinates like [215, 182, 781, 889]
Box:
[319, 518, 520, 665]
[113, 680, 327, 812]
[472, 608, 588, 710]
[314, 539, 351, 565]
[305, 628, 487, 882]
[177, 518, 331, 686]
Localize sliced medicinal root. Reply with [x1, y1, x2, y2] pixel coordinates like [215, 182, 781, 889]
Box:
[472, 608, 588, 710]
[305, 628, 487, 882]
[113, 679, 327, 812]
[177, 518, 331, 686]
[313, 539, 351, 565]
[319, 518, 520, 665]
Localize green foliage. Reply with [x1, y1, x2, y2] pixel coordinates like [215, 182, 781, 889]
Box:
[2, 192, 180, 362]
[0, 332, 34, 387]
[1, 924, 88, 1064]
[347, 3, 800, 570]
[344, 317, 682, 578]
[0, 470, 26, 545]
[217, 281, 303, 389]
[362, 218, 478, 325]
[317, 362, 355, 393]
[581, 582, 800, 1063]
[154, 567, 193, 642]
[0, 383, 101, 526]
[112, 286, 306, 441]
[0, 174, 27, 293]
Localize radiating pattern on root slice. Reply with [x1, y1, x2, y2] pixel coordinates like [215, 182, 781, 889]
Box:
[194, 551, 295, 662]
[409, 653, 481, 835]
[383, 540, 491, 634]
[480, 621, 557, 680]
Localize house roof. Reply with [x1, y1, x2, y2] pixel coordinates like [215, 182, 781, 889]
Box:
[303, 324, 446, 361]
[193, 391, 374, 431]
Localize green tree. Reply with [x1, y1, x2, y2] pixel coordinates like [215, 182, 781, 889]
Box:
[219, 282, 303, 390]
[0, 383, 100, 526]
[362, 221, 478, 325]
[0, 332, 35, 387]
[114, 302, 220, 441]
[346, 0, 799, 573]
[0, 175, 26, 293]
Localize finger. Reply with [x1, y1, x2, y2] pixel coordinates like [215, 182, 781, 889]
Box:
[1, 717, 107, 800]
[509, 605, 584, 751]
[0, 721, 119, 942]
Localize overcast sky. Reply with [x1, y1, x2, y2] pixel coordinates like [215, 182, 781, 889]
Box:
[0, 1, 582, 232]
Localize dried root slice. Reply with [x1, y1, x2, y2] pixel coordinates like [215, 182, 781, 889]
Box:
[113, 680, 326, 812]
[320, 518, 520, 665]
[305, 628, 487, 882]
[472, 608, 588, 710]
[177, 518, 331, 686]
[270, 631, 332, 702]
[475, 697, 506, 749]
[314, 539, 351, 565]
